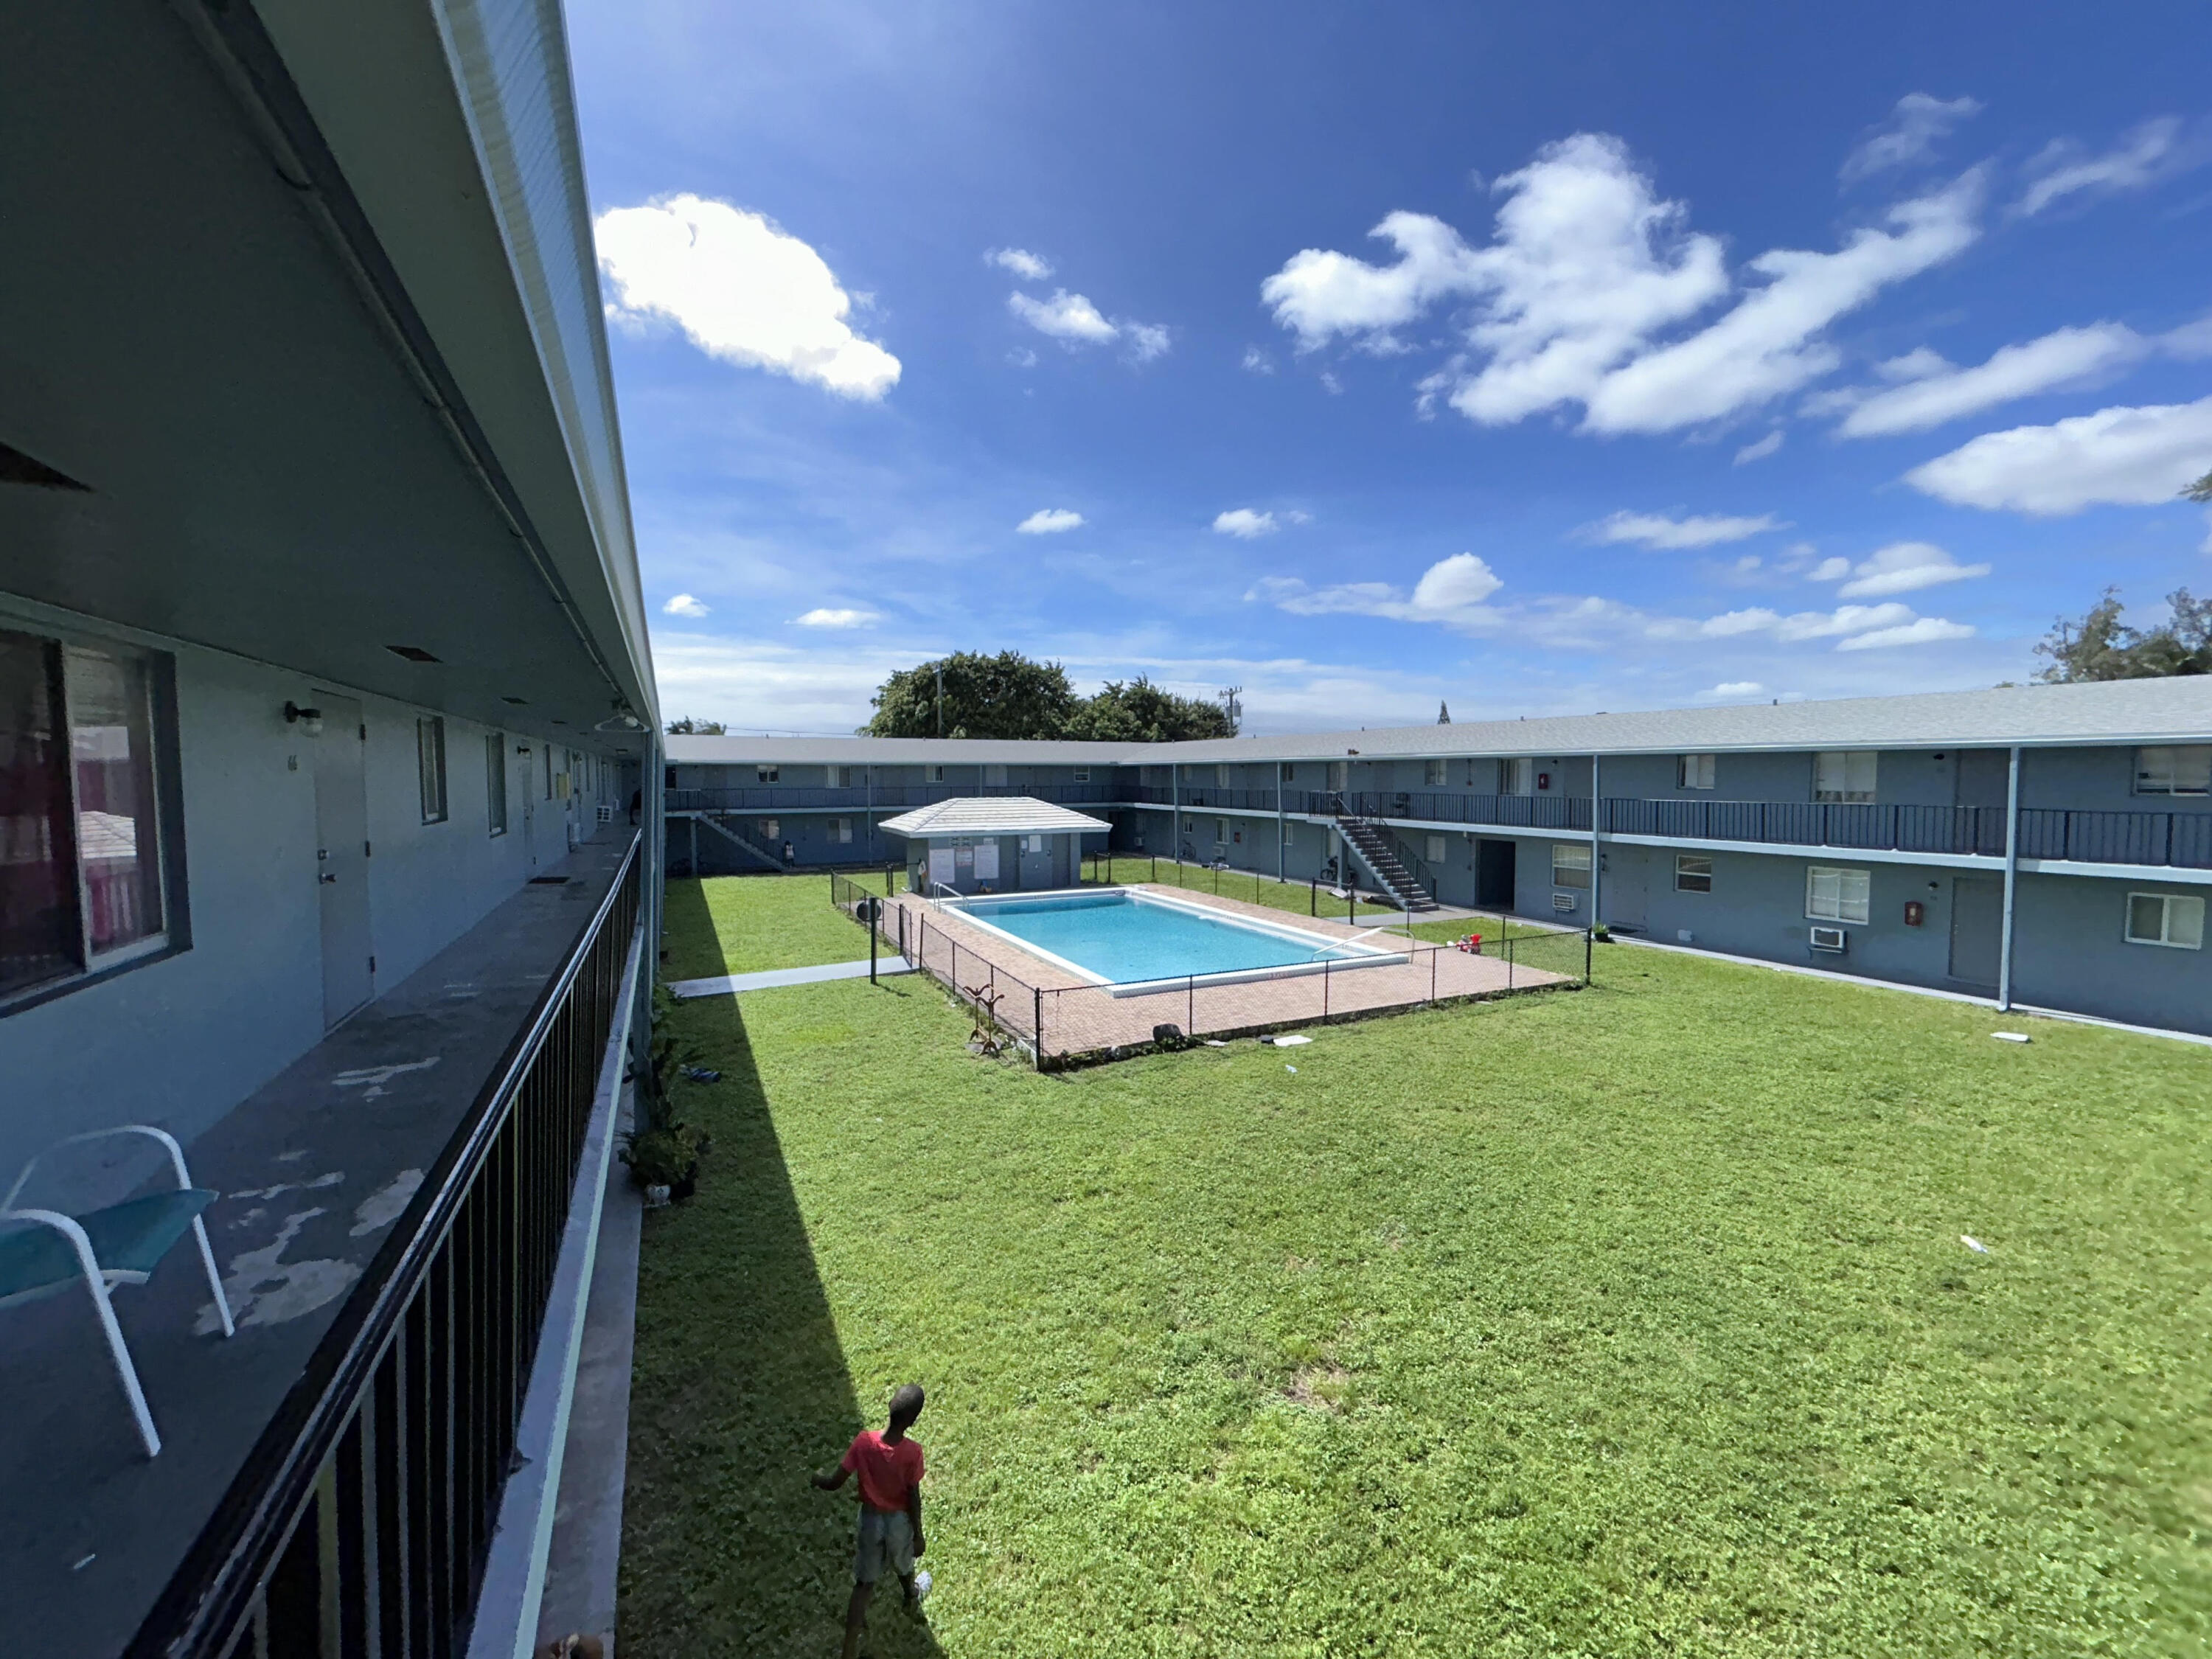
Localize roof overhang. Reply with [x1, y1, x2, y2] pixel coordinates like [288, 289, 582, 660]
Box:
[877, 797, 1115, 838]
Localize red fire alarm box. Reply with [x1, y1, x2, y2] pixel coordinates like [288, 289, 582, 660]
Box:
[1536, 771, 1551, 791]
[1904, 900, 1924, 927]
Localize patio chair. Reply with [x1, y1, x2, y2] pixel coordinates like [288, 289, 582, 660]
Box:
[0, 1126, 235, 1458]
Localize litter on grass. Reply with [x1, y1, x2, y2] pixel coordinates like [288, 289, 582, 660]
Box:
[1991, 1032, 2029, 1044]
[684, 1065, 723, 1081]
[1961, 1235, 1989, 1253]
[1203, 1040, 1228, 1048]
[1269, 1034, 1314, 1048]
[1285, 1064, 1298, 1074]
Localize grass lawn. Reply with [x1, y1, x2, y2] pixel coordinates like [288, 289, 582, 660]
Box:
[623, 876, 2212, 1656]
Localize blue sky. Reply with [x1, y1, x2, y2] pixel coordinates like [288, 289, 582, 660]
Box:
[568, 0, 2212, 734]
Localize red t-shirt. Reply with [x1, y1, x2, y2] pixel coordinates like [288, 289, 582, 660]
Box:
[842, 1429, 925, 1514]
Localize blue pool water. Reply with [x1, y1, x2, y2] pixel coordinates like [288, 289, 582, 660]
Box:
[955, 890, 1378, 984]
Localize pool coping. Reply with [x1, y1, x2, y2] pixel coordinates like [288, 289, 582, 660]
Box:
[937, 884, 1408, 996]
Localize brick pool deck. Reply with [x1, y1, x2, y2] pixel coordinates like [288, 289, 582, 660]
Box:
[874, 884, 1579, 1064]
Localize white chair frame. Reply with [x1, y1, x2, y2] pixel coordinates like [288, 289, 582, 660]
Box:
[1, 1125, 235, 1458]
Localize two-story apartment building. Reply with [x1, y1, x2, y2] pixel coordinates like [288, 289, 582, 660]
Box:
[5, 5, 658, 1655]
[668, 677, 2212, 1036]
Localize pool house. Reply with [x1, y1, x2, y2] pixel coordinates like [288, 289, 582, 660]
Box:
[880, 796, 1112, 896]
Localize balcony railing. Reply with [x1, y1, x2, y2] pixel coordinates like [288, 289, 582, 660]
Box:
[667, 781, 1139, 813]
[127, 835, 644, 1658]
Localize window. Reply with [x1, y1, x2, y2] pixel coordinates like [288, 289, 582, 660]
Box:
[1806, 865, 1871, 925]
[1502, 757, 1534, 796]
[830, 817, 852, 844]
[928, 764, 945, 783]
[417, 717, 448, 823]
[984, 764, 1008, 786]
[486, 734, 508, 836]
[1551, 843, 1591, 889]
[1674, 853, 1713, 893]
[1425, 833, 1447, 863]
[759, 818, 779, 841]
[1814, 751, 1877, 804]
[2135, 746, 2211, 796]
[1183, 816, 1197, 832]
[1215, 765, 1231, 787]
[2, 631, 178, 1000]
[1326, 761, 1347, 791]
[829, 765, 852, 788]
[543, 745, 554, 800]
[1280, 763, 1295, 783]
[757, 765, 780, 785]
[1073, 768, 1090, 782]
[1425, 759, 1447, 787]
[2126, 892, 2204, 949]
[1282, 821, 1296, 846]
[1214, 818, 1229, 844]
[1677, 754, 1716, 790]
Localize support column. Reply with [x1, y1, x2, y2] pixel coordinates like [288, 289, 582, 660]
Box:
[1276, 766, 1286, 882]
[1590, 754, 1602, 928]
[1998, 744, 2021, 1010]
[1172, 765, 1181, 866]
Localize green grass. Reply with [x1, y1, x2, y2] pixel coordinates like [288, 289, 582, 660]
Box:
[661, 872, 885, 978]
[624, 877, 2212, 1656]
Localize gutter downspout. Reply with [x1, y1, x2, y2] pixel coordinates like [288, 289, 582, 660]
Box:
[1998, 744, 2021, 1011]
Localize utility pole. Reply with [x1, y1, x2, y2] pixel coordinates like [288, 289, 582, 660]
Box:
[1218, 685, 1242, 735]
[934, 661, 944, 738]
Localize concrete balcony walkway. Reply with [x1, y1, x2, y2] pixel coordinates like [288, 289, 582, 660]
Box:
[4, 834, 635, 1659]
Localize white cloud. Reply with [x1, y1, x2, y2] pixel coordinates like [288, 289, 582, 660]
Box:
[1905, 395, 2212, 514]
[1318, 370, 1343, 394]
[1834, 541, 1992, 598]
[1841, 94, 1983, 184]
[1124, 321, 1172, 362]
[1831, 322, 2148, 436]
[2016, 118, 2193, 216]
[1658, 601, 1921, 644]
[987, 246, 1054, 281]
[1835, 616, 1976, 650]
[1734, 430, 1784, 465]
[1699, 680, 1767, 700]
[1214, 509, 1281, 538]
[1251, 553, 1505, 632]
[662, 593, 709, 618]
[1007, 347, 1037, 369]
[1009, 288, 1118, 344]
[1265, 133, 1981, 434]
[791, 608, 874, 629]
[594, 195, 901, 400]
[1587, 509, 1784, 549]
[1016, 508, 1085, 535]
[1006, 289, 1169, 360]
[1809, 556, 1854, 581]
[1242, 347, 1275, 374]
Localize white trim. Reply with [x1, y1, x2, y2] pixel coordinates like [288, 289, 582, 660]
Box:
[467, 916, 644, 1659]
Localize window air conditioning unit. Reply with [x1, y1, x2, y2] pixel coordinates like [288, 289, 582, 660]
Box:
[1809, 925, 1848, 953]
[1552, 893, 1578, 912]
[596, 804, 614, 824]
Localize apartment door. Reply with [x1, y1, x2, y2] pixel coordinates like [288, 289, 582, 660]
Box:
[1603, 850, 1648, 931]
[1018, 834, 1054, 889]
[1475, 838, 1516, 910]
[313, 694, 373, 1026]
[1949, 875, 2003, 990]
[518, 743, 539, 869]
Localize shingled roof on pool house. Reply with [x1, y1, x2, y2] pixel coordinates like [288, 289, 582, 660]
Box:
[877, 796, 1114, 838]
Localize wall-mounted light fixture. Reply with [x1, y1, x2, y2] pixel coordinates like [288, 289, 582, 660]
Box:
[284, 700, 324, 737]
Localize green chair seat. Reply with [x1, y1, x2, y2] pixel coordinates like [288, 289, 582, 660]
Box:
[77, 1189, 219, 1281]
[0, 1223, 83, 1304]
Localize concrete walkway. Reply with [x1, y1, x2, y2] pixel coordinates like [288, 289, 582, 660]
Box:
[667, 956, 915, 998]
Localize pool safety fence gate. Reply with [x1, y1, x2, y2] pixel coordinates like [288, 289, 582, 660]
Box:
[127, 835, 644, 1659]
[832, 879, 1591, 1069]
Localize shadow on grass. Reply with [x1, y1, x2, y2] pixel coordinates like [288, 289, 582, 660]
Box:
[619, 987, 943, 1657]
[658, 876, 722, 982]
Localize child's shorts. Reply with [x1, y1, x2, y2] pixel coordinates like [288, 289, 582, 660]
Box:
[855, 1506, 914, 1584]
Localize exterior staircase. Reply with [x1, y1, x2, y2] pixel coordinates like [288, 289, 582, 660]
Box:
[1335, 814, 1439, 912]
[693, 812, 783, 872]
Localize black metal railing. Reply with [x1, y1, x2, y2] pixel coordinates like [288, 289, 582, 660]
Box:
[667, 781, 1138, 813]
[128, 834, 644, 1659]
[1306, 789, 1594, 830]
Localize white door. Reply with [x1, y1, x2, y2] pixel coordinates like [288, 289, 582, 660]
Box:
[313, 694, 373, 1025]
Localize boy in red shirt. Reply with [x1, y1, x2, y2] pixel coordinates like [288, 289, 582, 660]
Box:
[813, 1382, 928, 1656]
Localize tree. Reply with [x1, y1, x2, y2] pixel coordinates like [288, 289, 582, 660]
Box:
[1065, 676, 1237, 742]
[864, 650, 1081, 739]
[665, 716, 726, 734]
[2034, 586, 2211, 682]
[2185, 470, 2212, 503]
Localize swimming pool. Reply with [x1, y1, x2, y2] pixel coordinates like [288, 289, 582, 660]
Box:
[945, 888, 1403, 990]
